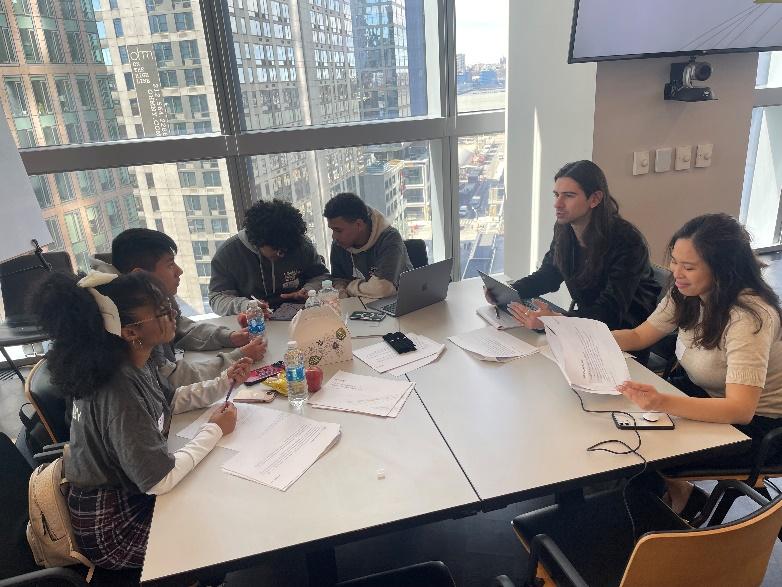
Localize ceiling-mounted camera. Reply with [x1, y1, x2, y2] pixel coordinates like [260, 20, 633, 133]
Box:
[664, 57, 716, 102]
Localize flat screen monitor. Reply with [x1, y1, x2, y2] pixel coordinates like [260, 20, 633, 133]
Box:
[569, 0, 782, 63]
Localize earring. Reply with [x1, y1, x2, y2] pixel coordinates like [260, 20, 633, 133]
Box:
[133, 338, 143, 349]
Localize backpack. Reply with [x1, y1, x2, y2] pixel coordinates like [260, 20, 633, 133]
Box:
[26, 456, 95, 582]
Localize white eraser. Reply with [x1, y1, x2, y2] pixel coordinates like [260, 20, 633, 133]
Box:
[376, 468, 386, 479]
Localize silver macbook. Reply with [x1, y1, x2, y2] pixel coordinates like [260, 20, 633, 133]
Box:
[367, 258, 453, 317]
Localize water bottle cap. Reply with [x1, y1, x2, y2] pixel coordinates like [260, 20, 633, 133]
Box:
[322, 279, 332, 288]
[307, 289, 317, 297]
[287, 340, 297, 349]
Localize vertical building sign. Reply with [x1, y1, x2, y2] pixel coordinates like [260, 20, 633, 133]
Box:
[129, 45, 169, 137]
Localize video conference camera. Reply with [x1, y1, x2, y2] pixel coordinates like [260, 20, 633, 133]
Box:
[664, 58, 716, 102]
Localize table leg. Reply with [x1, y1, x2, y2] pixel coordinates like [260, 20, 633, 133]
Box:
[306, 547, 338, 587]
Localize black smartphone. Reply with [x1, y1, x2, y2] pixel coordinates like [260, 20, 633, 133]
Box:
[382, 331, 417, 354]
[349, 310, 386, 322]
[612, 412, 675, 430]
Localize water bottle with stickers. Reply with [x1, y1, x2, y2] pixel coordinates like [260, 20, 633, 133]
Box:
[304, 289, 320, 309]
[318, 279, 341, 317]
[246, 300, 266, 341]
[284, 340, 308, 409]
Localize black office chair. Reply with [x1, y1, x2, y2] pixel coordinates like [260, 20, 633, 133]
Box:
[498, 480, 782, 587]
[645, 263, 677, 378]
[403, 239, 428, 269]
[0, 432, 85, 587]
[337, 561, 455, 587]
[0, 252, 73, 382]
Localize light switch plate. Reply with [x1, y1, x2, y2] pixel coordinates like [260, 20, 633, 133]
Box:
[675, 146, 692, 170]
[695, 143, 713, 168]
[633, 150, 650, 176]
[655, 147, 673, 173]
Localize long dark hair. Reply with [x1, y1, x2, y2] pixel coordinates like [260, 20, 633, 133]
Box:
[668, 213, 782, 349]
[35, 271, 169, 398]
[552, 160, 622, 289]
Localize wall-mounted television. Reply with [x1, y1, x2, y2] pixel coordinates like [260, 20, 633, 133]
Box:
[569, 0, 782, 63]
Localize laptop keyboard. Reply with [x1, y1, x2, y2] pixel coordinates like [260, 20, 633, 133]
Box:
[381, 302, 397, 314]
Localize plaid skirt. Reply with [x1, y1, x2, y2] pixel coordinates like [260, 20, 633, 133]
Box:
[67, 486, 155, 570]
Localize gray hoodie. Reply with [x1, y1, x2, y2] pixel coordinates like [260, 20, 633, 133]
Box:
[208, 230, 329, 315]
[89, 257, 242, 389]
[329, 207, 412, 299]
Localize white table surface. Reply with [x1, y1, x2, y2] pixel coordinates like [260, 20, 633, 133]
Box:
[142, 306, 478, 583]
[402, 278, 750, 503]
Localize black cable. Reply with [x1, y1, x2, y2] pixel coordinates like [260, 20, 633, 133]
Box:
[571, 388, 649, 544]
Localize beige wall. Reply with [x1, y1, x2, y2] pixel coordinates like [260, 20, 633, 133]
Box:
[592, 53, 758, 263]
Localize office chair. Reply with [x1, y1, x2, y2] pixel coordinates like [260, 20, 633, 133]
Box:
[497, 480, 782, 587]
[403, 239, 429, 269]
[18, 359, 69, 462]
[0, 432, 85, 587]
[645, 263, 677, 378]
[91, 252, 113, 266]
[337, 561, 455, 587]
[0, 252, 73, 382]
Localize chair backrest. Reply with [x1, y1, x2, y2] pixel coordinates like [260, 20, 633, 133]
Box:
[24, 359, 69, 445]
[0, 432, 37, 579]
[404, 239, 428, 269]
[0, 252, 73, 323]
[92, 252, 112, 265]
[650, 263, 671, 303]
[620, 491, 782, 586]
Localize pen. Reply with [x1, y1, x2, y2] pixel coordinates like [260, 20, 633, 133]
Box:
[221, 380, 236, 412]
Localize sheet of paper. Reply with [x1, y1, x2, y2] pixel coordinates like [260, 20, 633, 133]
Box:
[309, 371, 414, 417]
[177, 403, 287, 452]
[476, 305, 520, 330]
[386, 340, 445, 375]
[352, 333, 442, 373]
[540, 316, 629, 395]
[222, 417, 340, 491]
[448, 326, 538, 361]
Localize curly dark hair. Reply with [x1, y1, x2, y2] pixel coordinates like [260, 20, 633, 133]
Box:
[36, 271, 169, 398]
[668, 213, 782, 349]
[244, 199, 306, 252]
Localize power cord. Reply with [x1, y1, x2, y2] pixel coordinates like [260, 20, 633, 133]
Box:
[571, 388, 649, 544]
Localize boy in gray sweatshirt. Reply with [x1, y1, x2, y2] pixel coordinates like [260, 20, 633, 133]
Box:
[324, 192, 412, 299]
[209, 199, 329, 314]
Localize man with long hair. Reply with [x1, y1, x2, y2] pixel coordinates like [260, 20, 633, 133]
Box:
[498, 160, 660, 332]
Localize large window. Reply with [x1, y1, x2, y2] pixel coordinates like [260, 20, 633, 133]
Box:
[4, 0, 506, 318]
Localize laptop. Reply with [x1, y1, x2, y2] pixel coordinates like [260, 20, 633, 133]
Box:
[477, 270, 568, 315]
[367, 258, 453, 317]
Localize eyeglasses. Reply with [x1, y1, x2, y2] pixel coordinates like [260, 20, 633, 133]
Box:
[125, 304, 177, 327]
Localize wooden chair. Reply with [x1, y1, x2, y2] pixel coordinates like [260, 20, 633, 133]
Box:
[504, 480, 782, 587]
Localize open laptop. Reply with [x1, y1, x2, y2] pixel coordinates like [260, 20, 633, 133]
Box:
[367, 258, 453, 317]
[477, 270, 568, 315]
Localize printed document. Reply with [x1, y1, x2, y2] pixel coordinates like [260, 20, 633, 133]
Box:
[353, 333, 444, 374]
[476, 305, 521, 330]
[309, 371, 415, 417]
[540, 316, 628, 395]
[448, 326, 539, 362]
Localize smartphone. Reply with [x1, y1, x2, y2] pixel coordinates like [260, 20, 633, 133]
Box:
[246, 361, 285, 386]
[349, 310, 386, 322]
[382, 331, 417, 354]
[612, 412, 675, 430]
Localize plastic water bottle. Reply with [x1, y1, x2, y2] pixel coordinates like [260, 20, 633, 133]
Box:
[245, 300, 266, 341]
[304, 289, 320, 309]
[284, 340, 308, 408]
[318, 279, 341, 316]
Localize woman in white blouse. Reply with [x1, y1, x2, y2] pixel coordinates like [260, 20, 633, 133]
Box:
[613, 213, 782, 515]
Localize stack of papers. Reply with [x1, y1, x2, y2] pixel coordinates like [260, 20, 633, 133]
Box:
[476, 305, 520, 330]
[448, 326, 539, 362]
[353, 333, 445, 375]
[540, 316, 629, 395]
[177, 404, 340, 491]
[309, 371, 415, 417]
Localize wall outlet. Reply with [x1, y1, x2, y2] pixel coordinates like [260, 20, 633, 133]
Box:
[695, 143, 713, 168]
[655, 147, 673, 173]
[632, 150, 650, 176]
[675, 145, 692, 170]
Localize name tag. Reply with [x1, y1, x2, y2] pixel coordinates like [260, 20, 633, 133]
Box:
[675, 337, 686, 360]
[158, 413, 165, 433]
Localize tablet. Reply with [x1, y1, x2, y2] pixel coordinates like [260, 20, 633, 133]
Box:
[477, 270, 522, 308]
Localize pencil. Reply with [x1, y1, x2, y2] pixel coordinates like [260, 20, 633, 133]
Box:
[221, 380, 236, 412]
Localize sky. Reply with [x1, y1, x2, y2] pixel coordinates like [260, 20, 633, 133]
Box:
[454, 0, 509, 65]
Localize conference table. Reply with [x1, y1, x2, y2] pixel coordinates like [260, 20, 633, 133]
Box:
[141, 278, 749, 585]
